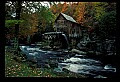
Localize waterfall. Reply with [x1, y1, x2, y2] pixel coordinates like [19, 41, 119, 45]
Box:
[62, 34, 69, 49]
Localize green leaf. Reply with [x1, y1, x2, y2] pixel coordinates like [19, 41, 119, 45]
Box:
[5, 20, 24, 28]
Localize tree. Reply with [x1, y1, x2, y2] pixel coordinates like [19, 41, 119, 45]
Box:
[14, 1, 22, 55]
[93, 2, 116, 40]
[99, 10, 116, 39]
[92, 2, 108, 21]
[5, 1, 56, 44]
[61, 2, 68, 13]
[37, 6, 55, 33]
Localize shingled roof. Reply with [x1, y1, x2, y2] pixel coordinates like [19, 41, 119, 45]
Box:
[61, 13, 77, 23]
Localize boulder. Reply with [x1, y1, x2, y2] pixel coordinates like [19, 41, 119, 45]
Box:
[71, 49, 87, 55]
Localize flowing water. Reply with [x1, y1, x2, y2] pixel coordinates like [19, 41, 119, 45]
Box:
[19, 45, 116, 78]
[57, 55, 116, 78]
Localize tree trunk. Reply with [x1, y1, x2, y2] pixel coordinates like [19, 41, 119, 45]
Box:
[14, 1, 22, 55]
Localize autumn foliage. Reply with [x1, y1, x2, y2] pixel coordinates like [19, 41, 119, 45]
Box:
[50, 2, 91, 26]
[5, 1, 116, 44]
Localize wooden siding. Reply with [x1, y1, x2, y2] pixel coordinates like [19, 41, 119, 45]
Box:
[54, 13, 82, 38]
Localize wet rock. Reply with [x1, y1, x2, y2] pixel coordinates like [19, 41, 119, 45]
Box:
[107, 53, 114, 55]
[44, 64, 51, 68]
[95, 52, 102, 55]
[74, 54, 86, 58]
[104, 64, 116, 72]
[53, 68, 63, 73]
[58, 63, 69, 69]
[19, 45, 116, 78]
[71, 49, 87, 55]
[64, 57, 81, 63]
[27, 48, 39, 51]
[94, 75, 107, 78]
[48, 60, 58, 68]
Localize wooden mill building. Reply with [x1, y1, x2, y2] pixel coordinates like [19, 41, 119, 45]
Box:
[53, 13, 85, 47]
[54, 13, 82, 39]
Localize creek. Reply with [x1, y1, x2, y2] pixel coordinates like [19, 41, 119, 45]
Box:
[19, 45, 116, 78]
